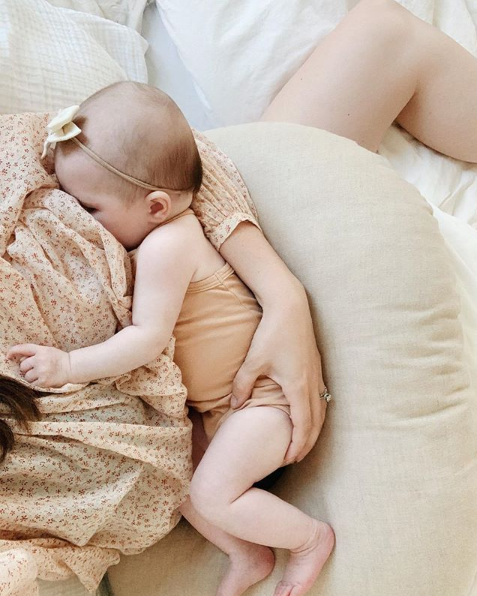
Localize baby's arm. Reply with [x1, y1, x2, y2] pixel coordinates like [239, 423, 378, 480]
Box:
[7, 223, 198, 387]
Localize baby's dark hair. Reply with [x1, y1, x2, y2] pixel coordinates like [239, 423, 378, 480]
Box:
[0, 376, 41, 464]
[56, 81, 203, 199]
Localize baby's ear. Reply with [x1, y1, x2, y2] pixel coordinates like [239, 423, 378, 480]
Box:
[146, 191, 172, 220]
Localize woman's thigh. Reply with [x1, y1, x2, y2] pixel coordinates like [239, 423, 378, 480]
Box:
[260, 0, 418, 153]
[261, 0, 477, 162]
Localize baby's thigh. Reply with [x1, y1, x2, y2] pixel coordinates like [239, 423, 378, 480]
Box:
[191, 407, 292, 504]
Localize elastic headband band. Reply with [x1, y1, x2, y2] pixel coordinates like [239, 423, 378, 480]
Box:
[71, 138, 171, 192]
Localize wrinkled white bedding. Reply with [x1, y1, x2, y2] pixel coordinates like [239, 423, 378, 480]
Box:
[146, 1, 477, 221]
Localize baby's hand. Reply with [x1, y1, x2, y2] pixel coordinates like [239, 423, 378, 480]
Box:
[6, 344, 72, 388]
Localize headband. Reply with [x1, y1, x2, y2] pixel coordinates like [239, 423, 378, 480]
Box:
[41, 105, 175, 192]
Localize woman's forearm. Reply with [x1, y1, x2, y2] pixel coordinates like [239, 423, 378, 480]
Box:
[219, 221, 307, 309]
[220, 221, 326, 464]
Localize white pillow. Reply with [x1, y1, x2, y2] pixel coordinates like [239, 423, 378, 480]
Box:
[45, 0, 151, 31]
[155, 0, 346, 127]
[155, 0, 477, 127]
[0, 0, 148, 114]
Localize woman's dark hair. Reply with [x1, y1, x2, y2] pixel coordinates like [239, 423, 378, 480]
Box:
[0, 376, 41, 464]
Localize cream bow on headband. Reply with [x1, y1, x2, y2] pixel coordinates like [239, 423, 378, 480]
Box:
[41, 105, 173, 192]
[41, 105, 81, 159]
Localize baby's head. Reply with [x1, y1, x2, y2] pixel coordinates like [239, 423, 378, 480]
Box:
[54, 81, 202, 250]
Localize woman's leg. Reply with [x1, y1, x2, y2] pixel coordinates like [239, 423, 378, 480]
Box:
[261, 0, 477, 162]
[190, 407, 334, 596]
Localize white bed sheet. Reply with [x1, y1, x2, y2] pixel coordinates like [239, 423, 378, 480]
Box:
[46, 0, 149, 31]
[141, 2, 213, 130]
[141, 4, 477, 225]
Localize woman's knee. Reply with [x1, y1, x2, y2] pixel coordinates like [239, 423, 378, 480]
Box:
[348, 0, 414, 45]
[354, 0, 406, 17]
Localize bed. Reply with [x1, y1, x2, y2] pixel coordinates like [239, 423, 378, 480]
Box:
[0, 1, 476, 595]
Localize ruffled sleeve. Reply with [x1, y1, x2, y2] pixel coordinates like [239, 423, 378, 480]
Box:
[192, 129, 261, 250]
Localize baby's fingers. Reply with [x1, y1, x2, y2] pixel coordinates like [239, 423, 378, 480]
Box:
[6, 344, 39, 361]
[19, 357, 36, 375]
[23, 369, 40, 384]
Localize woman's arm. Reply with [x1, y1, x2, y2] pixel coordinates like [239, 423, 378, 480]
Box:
[220, 222, 327, 465]
[193, 131, 327, 463]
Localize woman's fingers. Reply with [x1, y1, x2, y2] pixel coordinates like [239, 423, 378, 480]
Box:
[283, 383, 312, 464]
[298, 377, 328, 460]
[283, 371, 329, 464]
[298, 400, 327, 462]
[231, 356, 262, 408]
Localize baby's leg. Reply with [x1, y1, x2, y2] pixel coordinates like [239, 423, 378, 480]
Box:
[182, 409, 275, 596]
[180, 498, 275, 596]
[190, 407, 335, 596]
[261, 0, 477, 162]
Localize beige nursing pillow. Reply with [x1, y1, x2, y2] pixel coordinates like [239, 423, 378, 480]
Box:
[109, 123, 477, 596]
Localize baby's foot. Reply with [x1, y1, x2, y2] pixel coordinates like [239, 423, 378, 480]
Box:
[216, 543, 275, 596]
[273, 521, 335, 596]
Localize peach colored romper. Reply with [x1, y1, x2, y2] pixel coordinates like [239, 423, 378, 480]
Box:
[173, 260, 290, 442]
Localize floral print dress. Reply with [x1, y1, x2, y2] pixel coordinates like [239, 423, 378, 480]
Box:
[0, 113, 259, 596]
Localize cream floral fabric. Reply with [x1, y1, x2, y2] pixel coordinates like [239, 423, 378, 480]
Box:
[192, 129, 261, 247]
[0, 113, 259, 595]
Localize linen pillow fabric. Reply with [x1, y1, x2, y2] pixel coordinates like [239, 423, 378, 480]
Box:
[109, 123, 477, 596]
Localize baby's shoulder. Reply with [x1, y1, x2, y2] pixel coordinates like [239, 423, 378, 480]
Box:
[155, 212, 204, 241]
[138, 212, 205, 257]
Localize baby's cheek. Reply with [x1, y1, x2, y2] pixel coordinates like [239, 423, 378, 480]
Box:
[92, 213, 104, 226]
[93, 216, 118, 240]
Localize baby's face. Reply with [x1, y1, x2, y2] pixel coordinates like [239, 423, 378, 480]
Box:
[55, 146, 154, 250]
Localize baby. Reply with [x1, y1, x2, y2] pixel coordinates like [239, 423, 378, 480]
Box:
[7, 82, 334, 596]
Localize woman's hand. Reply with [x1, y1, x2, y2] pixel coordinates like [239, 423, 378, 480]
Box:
[220, 222, 328, 465]
[231, 286, 327, 465]
[6, 344, 71, 388]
